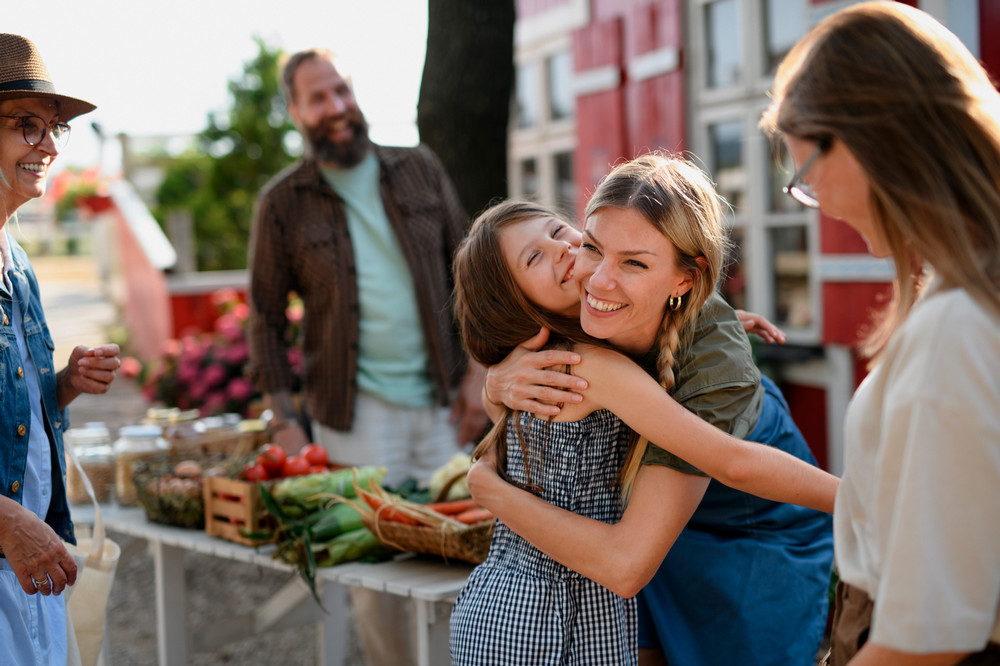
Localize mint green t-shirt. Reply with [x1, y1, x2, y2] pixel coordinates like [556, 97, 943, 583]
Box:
[321, 153, 435, 407]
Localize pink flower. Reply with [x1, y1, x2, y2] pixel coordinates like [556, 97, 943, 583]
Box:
[120, 357, 143, 380]
[202, 364, 228, 388]
[219, 341, 249, 365]
[287, 346, 303, 373]
[176, 362, 201, 386]
[214, 314, 244, 343]
[200, 391, 228, 417]
[162, 339, 182, 358]
[226, 377, 255, 402]
[210, 288, 240, 310]
[231, 302, 250, 322]
[286, 302, 304, 324]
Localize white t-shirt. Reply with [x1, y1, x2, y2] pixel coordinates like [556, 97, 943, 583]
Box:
[836, 286, 1000, 653]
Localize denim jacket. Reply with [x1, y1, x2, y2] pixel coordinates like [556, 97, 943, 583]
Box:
[0, 236, 73, 544]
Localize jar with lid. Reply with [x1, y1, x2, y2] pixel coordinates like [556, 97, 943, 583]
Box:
[65, 427, 114, 504]
[114, 425, 169, 506]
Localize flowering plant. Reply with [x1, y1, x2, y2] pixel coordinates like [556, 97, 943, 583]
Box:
[142, 288, 303, 417]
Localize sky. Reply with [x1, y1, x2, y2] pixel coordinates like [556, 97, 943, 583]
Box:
[6, 0, 428, 174]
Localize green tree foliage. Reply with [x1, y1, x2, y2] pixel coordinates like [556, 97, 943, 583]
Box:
[155, 37, 297, 271]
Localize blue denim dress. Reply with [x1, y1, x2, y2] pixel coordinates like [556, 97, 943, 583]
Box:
[0, 234, 74, 665]
[637, 375, 834, 665]
[0, 234, 73, 541]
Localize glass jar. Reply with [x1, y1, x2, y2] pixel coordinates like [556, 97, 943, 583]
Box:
[65, 427, 115, 504]
[114, 425, 169, 506]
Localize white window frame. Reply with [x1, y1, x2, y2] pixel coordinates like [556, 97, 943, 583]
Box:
[509, 2, 586, 213]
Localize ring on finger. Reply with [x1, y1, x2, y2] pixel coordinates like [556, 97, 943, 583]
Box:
[32, 577, 48, 587]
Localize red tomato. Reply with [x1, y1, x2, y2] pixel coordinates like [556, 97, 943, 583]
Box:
[300, 443, 329, 467]
[241, 462, 269, 482]
[257, 444, 287, 477]
[308, 465, 328, 475]
[282, 455, 311, 477]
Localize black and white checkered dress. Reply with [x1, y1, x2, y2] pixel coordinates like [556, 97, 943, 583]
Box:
[449, 409, 636, 665]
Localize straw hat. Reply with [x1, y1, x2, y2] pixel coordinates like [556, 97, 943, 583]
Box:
[0, 33, 95, 120]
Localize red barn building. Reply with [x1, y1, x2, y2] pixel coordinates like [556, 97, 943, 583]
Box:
[510, 0, 995, 474]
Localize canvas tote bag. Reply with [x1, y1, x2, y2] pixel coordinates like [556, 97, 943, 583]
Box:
[64, 440, 121, 666]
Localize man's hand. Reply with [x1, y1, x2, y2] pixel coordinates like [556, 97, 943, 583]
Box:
[58, 343, 122, 409]
[452, 363, 490, 446]
[484, 327, 586, 417]
[735, 310, 786, 344]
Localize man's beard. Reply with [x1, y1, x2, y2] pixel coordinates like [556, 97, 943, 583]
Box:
[305, 115, 372, 168]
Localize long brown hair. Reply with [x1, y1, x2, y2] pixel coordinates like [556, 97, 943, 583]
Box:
[453, 199, 604, 490]
[584, 153, 730, 498]
[761, 2, 1000, 362]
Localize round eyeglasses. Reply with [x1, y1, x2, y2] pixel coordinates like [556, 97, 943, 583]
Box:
[782, 138, 831, 209]
[0, 114, 71, 150]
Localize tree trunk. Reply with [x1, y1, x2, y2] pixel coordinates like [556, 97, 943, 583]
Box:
[417, 0, 516, 219]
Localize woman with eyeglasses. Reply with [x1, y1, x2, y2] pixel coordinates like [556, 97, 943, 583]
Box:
[0, 33, 122, 664]
[761, 3, 1000, 664]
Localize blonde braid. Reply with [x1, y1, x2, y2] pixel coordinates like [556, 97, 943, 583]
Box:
[619, 310, 684, 501]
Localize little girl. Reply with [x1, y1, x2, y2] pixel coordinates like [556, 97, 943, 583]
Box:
[449, 183, 834, 662]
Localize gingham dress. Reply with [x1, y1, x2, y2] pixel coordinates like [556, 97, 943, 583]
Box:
[449, 409, 636, 665]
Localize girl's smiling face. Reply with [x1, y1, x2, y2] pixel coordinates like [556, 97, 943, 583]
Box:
[575, 206, 695, 355]
[500, 215, 583, 316]
[0, 98, 61, 216]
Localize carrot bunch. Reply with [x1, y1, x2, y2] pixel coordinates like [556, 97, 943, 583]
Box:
[339, 469, 494, 529]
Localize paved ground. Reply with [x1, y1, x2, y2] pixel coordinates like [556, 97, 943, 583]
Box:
[33, 253, 366, 665]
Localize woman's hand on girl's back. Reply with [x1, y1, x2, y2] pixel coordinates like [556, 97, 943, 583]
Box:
[484, 327, 588, 417]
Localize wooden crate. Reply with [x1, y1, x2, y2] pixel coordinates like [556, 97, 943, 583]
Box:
[203, 477, 275, 546]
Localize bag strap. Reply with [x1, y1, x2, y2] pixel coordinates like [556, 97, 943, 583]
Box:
[65, 439, 105, 565]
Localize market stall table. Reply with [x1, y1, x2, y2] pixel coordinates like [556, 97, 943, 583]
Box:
[71, 504, 474, 666]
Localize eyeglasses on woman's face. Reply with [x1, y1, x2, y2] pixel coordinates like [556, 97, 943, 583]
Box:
[783, 138, 832, 208]
[0, 114, 71, 150]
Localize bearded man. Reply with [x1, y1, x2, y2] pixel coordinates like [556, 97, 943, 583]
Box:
[247, 48, 486, 666]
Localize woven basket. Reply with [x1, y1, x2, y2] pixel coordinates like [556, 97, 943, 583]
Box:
[361, 513, 494, 565]
[133, 457, 206, 529]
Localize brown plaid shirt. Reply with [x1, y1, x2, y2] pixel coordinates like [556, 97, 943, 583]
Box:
[247, 144, 471, 431]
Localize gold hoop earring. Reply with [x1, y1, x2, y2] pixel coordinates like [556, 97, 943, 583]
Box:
[667, 295, 682, 311]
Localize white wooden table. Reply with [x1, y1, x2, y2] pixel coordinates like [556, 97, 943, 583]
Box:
[71, 504, 473, 666]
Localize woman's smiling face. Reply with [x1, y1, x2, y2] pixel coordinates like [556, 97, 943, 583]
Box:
[500, 215, 583, 317]
[0, 98, 61, 216]
[574, 206, 695, 355]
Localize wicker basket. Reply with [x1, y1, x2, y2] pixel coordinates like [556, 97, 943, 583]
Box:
[168, 429, 268, 461]
[361, 513, 494, 565]
[133, 458, 206, 529]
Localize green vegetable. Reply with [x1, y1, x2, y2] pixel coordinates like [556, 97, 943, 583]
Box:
[271, 466, 386, 518]
[314, 527, 385, 567]
[308, 501, 365, 541]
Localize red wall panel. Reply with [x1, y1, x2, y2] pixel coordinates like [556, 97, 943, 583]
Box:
[573, 16, 626, 219]
[782, 382, 829, 470]
[626, 0, 686, 156]
[981, 0, 1000, 81]
[515, 0, 573, 20]
[819, 213, 870, 254]
[822, 281, 893, 346]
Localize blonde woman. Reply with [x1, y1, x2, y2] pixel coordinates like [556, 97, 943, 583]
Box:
[466, 154, 834, 665]
[760, 3, 1000, 664]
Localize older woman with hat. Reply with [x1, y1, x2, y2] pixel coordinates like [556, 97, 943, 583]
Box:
[0, 33, 121, 664]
